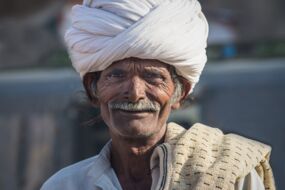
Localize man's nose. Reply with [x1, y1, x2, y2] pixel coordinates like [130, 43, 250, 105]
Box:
[124, 76, 146, 102]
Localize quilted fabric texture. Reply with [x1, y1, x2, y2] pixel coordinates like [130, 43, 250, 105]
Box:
[164, 123, 275, 190]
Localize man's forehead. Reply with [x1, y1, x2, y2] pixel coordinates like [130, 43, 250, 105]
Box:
[105, 57, 172, 72]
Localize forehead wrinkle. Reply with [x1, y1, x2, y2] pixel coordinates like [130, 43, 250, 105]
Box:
[113, 58, 171, 74]
[112, 58, 138, 72]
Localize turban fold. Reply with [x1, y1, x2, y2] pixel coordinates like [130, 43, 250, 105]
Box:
[65, 0, 208, 93]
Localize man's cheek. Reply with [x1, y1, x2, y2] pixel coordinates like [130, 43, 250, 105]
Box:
[100, 106, 111, 122]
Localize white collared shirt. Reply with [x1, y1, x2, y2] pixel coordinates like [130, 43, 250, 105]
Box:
[41, 141, 264, 190]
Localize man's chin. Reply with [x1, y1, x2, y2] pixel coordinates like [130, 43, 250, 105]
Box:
[111, 120, 158, 138]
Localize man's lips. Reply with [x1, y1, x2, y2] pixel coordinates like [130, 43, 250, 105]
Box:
[115, 108, 156, 113]
[114, 109, 155, 118]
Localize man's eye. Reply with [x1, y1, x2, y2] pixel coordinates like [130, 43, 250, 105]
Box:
[107, 71, 125, 78]
[143, 72, 165, 83]
[144, 72, 163, 79]
[145, 73, 157, 78]
[109, 73, 123, 77]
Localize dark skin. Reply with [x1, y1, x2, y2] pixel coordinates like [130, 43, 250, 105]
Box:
[83, 58, 191, 190]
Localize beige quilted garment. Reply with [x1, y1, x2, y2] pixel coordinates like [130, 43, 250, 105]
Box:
[163, 123, 275, 190]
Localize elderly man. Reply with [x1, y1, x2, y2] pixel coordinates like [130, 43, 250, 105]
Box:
[41, 0, 275, 189]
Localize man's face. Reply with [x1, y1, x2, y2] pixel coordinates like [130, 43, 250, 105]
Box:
[96, 58, 179, 139]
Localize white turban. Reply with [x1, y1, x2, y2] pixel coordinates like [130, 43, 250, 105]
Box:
[65, 0, 208, 93]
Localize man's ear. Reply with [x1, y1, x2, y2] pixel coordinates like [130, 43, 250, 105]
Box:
[171, 77, 191, 110]
[83, 73, 99, 106]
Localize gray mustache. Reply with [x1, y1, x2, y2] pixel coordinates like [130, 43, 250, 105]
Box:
[108, 100, 160, 112]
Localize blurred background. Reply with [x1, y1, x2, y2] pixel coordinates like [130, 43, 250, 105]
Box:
[0, 0, 284, 189]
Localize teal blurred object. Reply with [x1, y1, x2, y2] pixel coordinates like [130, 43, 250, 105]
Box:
[222, 43, 237, 58]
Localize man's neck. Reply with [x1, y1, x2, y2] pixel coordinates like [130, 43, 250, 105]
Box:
[110, 126, 166, 190]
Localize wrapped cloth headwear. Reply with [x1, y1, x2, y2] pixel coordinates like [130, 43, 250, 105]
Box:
[65, 0, 209, 93]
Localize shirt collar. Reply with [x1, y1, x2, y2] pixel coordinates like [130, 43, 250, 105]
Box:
[86, 140, 112, 180]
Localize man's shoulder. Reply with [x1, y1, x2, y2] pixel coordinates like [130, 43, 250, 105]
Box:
[41, 155, 102, 190]
[166, 122, 275, 189]
[191, 123, 271, 151]
[168, 122, 272, 176]
[169, 122, 271, 150]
